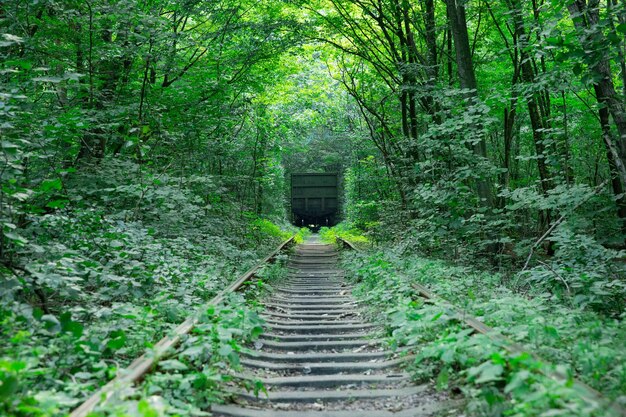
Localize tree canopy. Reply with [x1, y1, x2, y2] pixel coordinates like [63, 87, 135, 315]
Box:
[1, 0, 626, 415]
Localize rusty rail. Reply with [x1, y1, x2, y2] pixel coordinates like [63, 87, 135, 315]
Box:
[339, 238, 625, 416]
[70, 236, 295, 417]
[336, 236, 358, 250]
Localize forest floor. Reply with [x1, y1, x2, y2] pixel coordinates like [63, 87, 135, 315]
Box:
[0, 205, 302, 416]
[337, 241, 626, 417]
[2, 217, 625, 417]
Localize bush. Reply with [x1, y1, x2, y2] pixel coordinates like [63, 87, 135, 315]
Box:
[319, 223, 370, 246]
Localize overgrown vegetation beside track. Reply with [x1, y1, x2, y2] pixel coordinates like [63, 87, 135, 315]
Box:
[0, 172, 296, 417]
[341, 243, 626, 416]
[319, 224, 370, 247]
[89, 294, 265, 417]
[92, 260, 289, 416]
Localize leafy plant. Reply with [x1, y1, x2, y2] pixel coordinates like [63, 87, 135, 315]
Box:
[319, 223, 370, 246]
[342, 249, 626, 416]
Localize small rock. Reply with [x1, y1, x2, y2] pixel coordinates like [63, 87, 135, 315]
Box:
[311, 402, 324, 410]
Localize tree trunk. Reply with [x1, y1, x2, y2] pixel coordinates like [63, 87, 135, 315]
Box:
[510, 0, 553, 192]
[599, 98, 626, 238]
[446, 0, 494, 207]
[508, 0, 554, 232]
[568, 0, 626, 160]
[568, 0, 626, 239]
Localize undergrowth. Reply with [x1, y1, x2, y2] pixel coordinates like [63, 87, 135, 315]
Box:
[106, 254, 289, 416]
[100, 254, 290, 416]
[0, 191, 295, 417]
[319, 223, 370, 247]
[1, 239, 291, 417]
[88, 293, 265, 416]
[251, 218, 311, 244]
[343, 250, 626, 417]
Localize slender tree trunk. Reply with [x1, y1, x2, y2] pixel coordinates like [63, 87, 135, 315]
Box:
[509, 0, 553, 209]
[446, 0, 494, 207]
[400, 1, 419, 144]
[447, 28, 454, 85]
[608, 0, 626, 97]
[424, 0, 437, 81]
[568, 0, 626, 239]
[396, 3, 411, 141]
[568, 0, 626, 158]
[599, 96, 626, 238]
[423, 0, 440, 124]
[400, 89, 410, 139]
[502, 85, 519, 196]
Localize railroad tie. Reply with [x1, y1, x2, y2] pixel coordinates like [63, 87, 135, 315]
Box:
[212, 236, 454, 416]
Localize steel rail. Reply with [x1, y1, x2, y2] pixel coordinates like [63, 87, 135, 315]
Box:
[338, 237, 625, 417]
[70, 236, 295, 417]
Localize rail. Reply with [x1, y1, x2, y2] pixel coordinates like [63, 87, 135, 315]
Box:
[337, 236, 358, 250]
[338, 237, 625, 416]
[70, 236, 296, 417]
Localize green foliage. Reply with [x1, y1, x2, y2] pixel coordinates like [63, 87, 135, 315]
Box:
[2, 0, 626, 414]
[293, 228, 313, 244]
[342, 250, 626, 415]
[319, 223, 370, 246]
[0, 0, 306, 413]
[0, 157, 293, 416]
[306, 0, 626, 338]
[243, 257, 290, 304]
[0, 208, 282, 415]
[81, 294, 267, 416]
[250, 218, 293, 241]
[344, 157, 397, 230]
[521, 222, 626, 313]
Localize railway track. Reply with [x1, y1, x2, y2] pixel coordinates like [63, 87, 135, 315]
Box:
[71, 234, 621, 417]
[212, 236, 453, 417]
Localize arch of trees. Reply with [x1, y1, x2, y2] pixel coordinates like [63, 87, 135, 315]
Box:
[1, 0, 626, 414]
